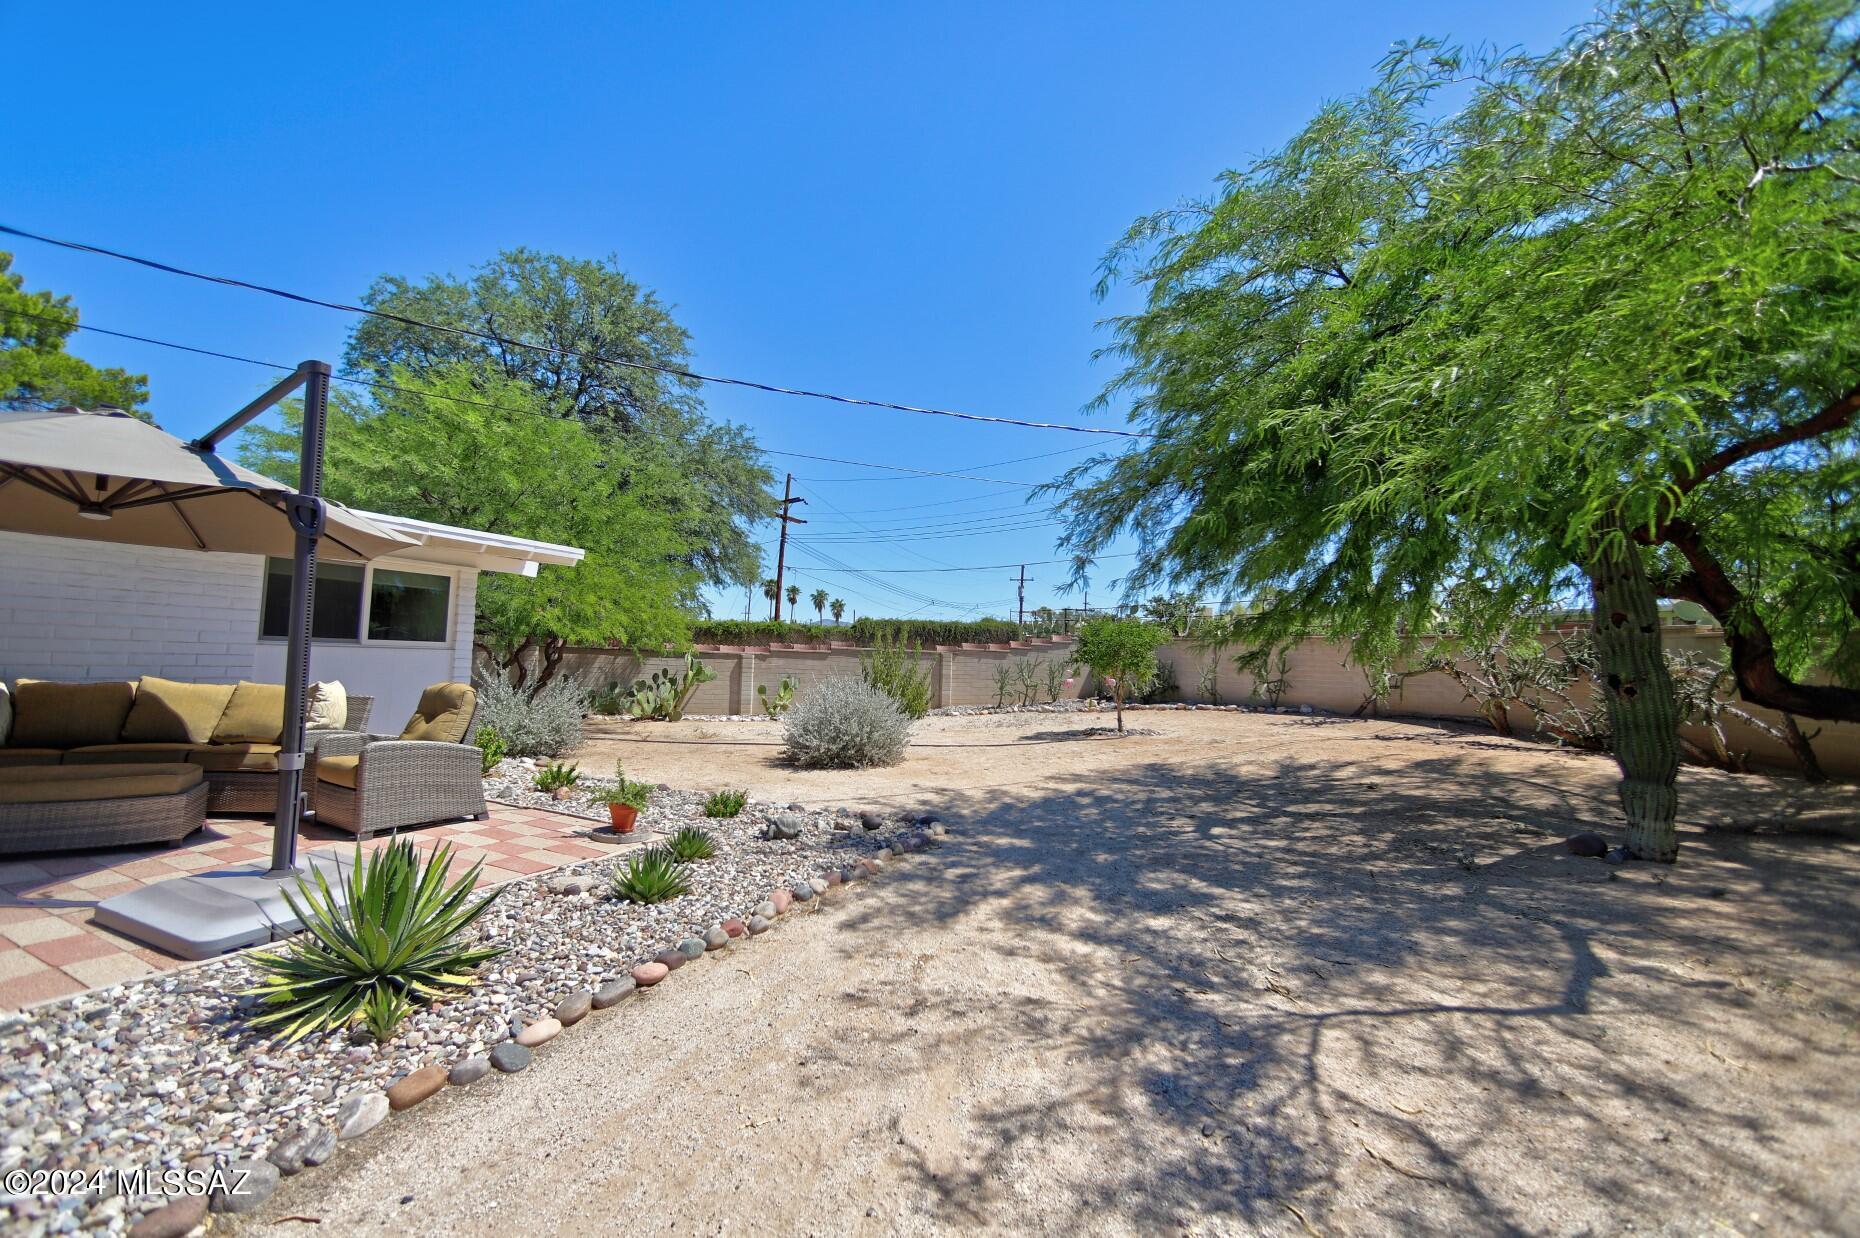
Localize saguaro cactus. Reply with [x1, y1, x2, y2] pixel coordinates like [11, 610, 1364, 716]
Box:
[1587, 533, 1680, 861]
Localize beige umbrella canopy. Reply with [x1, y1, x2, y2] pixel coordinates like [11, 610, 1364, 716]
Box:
[0, 406, 414, 559]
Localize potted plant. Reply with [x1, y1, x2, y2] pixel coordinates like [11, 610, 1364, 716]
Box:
[592, 763, 653, 832]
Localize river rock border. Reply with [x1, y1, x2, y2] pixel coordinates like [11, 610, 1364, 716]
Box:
[0, 799, 948, 1238]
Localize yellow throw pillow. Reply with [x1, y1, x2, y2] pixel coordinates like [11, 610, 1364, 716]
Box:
[399, 683, 476, 744]
[9, 679, 137, 749]
[306, 681, 348, 730]
[211, 681, 287, 744]
[122, 677, 237, 744]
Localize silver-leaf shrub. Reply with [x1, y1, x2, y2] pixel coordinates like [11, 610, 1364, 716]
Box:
[473, 673, 589, 758]
[780, 677, 912, 769]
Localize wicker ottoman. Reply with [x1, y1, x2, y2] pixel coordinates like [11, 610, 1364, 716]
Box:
[0, 763, 209, 855]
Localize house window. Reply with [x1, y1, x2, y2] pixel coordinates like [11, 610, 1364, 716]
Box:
[368, 568, 451, 643]
[260, 559, 365, 640]
[259, 559, 450, 644]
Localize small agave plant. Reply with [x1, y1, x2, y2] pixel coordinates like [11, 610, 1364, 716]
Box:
[609, 847, 692, 904]
[244, 840, 505, 1042]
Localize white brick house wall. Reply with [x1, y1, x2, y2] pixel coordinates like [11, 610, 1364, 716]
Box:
[0, 531, 259, 683]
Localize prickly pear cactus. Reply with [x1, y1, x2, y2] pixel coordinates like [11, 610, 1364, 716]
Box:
[1587, 535, 1680, 861]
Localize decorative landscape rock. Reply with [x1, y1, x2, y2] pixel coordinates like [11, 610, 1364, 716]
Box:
[721, 917, 747, 938]
[791, 880, 817, 902]
[858, 857, 883, 876]
[770, 889, 793, 913]
[825, 870, 843, 886]
[127, 1193, 207, 1238]
[449, 1055, 492, 1085]
[267, 1121, 336, 1175]
[489, 1043, 533, 1073]
[209, 1159, 280, 1214]
[594, 977, 637, 1008]
[336, 1090, 390, 1141]
[632, 961, 670, 987]
[747, 914, 772, 935]
[808, 877, 830, 897]
[656, 948, 687, 971]
[859, 810, 885, 831]
[766, 813, 806, 840]
[1566, 831, 1608, 857]
[554, 991, 593, 1026]
[386, 1064, 448, 1110]
[515, 1017, 562, 1047]
[676, 936, 708, 960]
[704, 926, 730, 950]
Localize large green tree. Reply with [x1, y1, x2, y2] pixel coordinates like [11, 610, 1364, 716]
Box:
[1055, 0, 1860, 860]
[238, 366, 697, 687]
[0, 252, 149, 417]
[342, 248, 773, 588]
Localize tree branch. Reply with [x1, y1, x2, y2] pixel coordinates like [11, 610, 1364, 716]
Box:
[1664, 520, 1860, 723]
[1674, 381, 1860, 497]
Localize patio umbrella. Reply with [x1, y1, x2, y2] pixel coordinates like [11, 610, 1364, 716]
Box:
[0, 406, 411, 559]
[0, 372, 414, 957]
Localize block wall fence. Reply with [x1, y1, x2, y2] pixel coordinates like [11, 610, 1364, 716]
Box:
[495, 624, 1859, 779]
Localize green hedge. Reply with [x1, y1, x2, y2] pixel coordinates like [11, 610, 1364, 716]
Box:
[688, 617, 1024, 647]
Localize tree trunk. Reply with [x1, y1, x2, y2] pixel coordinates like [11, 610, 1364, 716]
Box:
[1115, 680, 1126, 733]
[531, 636, 568, 694]
[1588, 535, 1681, 862]
[1778, 713, 1827, 784]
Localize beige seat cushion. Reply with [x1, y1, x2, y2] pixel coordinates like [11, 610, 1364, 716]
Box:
[121, 677, 236, 744]
[0, 682, 11, 746]
[400, 683, 476, 744]
[64, 743, 201, 766]
[0, 748, 63, 768]
[316, 754, 359, 789]
[212, 681, 286, 744]
[0, 762, 202, 803]
[189, 743, 282, 773]
[9, 679, 136, 749]
[306, 681, 348, 730]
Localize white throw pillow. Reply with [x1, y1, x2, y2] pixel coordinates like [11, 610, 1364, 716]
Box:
[305, 680, 348, 730]
[0, 682, 11, 746]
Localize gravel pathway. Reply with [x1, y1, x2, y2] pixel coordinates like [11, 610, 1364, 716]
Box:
[0, 782, 920, 1236]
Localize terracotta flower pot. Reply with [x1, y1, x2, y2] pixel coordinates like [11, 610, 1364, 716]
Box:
[608, 802, 639, 833]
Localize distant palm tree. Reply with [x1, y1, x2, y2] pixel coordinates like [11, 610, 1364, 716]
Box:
[830, 597, 845, 625]
[810, 588, 829, 623]
[785, 584, 800, 610]
[761, 578, 779, 620]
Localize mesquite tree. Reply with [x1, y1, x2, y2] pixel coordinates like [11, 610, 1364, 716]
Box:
[1073, 618, 1171, 733]
[1053, 0, 1860, 861]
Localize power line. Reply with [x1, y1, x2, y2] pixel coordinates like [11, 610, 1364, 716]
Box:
[15, 311, 1088, 492]
[772, 553, 1135, 574]
[1, 221, 1151, 439]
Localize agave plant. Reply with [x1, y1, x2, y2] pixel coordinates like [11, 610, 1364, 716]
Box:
[243, 840, 504, 1042]
[664, 825, 718, 862]
[609, 847, 692, 904]
[702, 788, 748, 818]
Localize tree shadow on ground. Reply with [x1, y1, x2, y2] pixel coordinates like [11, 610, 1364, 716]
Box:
[814, 744, 1860, 1234]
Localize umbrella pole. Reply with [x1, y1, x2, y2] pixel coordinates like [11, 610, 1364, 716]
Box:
[268, 361, 333, 876]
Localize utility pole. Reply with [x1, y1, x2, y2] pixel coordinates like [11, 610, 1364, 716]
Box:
[1010, 565, 1030, 627]
[772, 473, 807, 621]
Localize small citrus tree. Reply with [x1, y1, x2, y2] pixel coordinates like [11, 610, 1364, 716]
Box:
[1073, 618, 1171, 733]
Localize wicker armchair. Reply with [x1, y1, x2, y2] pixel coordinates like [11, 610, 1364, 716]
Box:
[311, 686, 486, 837]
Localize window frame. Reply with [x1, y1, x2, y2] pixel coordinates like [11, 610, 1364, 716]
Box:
[258, 556, 457, 650]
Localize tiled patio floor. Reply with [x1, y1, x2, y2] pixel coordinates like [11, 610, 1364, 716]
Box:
[0, 803, 607, 1013]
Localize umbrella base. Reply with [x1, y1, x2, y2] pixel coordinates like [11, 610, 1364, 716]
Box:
[93, 851, 354, 960]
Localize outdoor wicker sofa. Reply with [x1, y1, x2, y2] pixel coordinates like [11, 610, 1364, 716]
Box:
[0, 763, 209, 854]
[311, 683, 486, 837]
[0, 676, 372, 816]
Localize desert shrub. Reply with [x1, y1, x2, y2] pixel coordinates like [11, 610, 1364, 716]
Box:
[781, 677, 912, 769]
[610, 848, 692, 903]
[664, 825, 718, 862]
[533, 761, 581, 793]
[475, 724, 508, 775]
[473, 673, 588, 757]
[860, 631, 932, 719]
[703, 788, 748, 817]
[244, 840, 503, 1042]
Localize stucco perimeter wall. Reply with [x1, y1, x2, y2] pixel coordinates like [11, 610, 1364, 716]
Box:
[1155, 627, 1860, 779]
[540, 637, 1084, 714]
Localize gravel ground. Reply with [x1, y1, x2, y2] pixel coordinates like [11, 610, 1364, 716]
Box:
[0, 784, 918, 1236]
[243, 709, 1859, 1236]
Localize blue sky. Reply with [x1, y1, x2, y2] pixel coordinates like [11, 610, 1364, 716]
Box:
[6, 1, 1591, 621]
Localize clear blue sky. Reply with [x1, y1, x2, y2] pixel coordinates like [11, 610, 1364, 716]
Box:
[6, 1, 1591, 621]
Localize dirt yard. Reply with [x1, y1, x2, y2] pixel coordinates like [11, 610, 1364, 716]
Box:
[250, 710, 1860, 1235]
